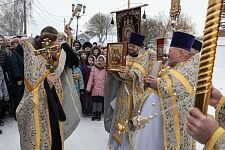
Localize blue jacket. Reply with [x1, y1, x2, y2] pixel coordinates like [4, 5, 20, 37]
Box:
[72, 67, 84, 96]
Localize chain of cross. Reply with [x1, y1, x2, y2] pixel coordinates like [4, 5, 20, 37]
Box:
[34, 38, 60, 73]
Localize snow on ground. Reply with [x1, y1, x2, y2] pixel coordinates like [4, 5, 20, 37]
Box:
[0, 117, 109, 150]
[0, 114, 207, 150]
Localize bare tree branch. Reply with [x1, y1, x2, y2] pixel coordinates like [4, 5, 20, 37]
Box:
[86, 12, 115, 43]
[0, 0, 33, 36]
[141, 12, 196, 46]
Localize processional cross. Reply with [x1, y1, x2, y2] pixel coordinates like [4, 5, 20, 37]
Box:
[34, 38, 60, 73]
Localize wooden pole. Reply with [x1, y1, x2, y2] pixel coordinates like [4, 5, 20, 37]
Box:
[23, 0, 27, 35]
[128, 0, 130, 8]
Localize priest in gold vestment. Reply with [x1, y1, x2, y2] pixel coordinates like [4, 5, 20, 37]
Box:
[16, 26, 81, 150]
[135, 32, 199, 150]
[106, 32, 156, 150]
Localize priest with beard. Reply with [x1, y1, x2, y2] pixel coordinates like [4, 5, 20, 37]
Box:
[134, 32, 199, 150]
[105, 32, 156, 150]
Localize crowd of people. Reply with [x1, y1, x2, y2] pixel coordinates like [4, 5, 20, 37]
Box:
[0, 35, 24, 134]
[71, 40, 107, 121]
[0, 30, 108, 135]
[0, 24, 224, 150]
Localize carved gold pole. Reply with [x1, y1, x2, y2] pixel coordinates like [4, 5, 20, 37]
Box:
[194, 0, 223, 115]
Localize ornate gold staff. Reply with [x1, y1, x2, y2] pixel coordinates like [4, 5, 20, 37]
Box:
[194, 0, 223, 115]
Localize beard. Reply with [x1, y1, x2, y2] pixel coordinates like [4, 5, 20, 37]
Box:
[168, 57, 179, 67]
[128, 50, 138, 57]
[168, 61, 175, 67]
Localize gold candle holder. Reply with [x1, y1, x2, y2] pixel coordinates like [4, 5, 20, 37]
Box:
[194, 0, 223, 115]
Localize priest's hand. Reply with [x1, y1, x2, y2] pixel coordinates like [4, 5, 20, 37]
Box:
[209, 87, 223, 107]
[145, 75, 157, 89]
[47, 73, 59, 88]
[118, 66, 130, 79]
[64, 24, 73, 37]
[186, 107, 219, 144]
[119, 66, 129, 74]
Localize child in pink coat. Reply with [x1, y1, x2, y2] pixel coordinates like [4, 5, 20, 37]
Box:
[86, 55, 107, 121]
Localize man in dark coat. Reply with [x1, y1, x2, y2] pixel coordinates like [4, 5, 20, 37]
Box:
[10, 44, 24, 113]
[0, 35, 11, 118]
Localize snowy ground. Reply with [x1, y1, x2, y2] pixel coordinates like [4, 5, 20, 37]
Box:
[0, 117, 109, 150]
[0, 115, 205, 150]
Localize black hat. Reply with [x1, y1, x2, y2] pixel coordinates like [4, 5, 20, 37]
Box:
[128, 32, 145, 47]
[192, 39, 202, 52]
[82, 42, 93, 50]
[170, 32, 195, 51]
[73, 40, 82, 49]
[74, 40, 81, 45]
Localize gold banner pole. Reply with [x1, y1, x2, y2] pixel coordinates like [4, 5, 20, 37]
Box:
[194, 0, 223, 115]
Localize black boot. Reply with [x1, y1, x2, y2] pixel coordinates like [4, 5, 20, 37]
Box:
[91, 112, 97, 121]
[83, 108, 88, 117]
[0, 129, 2, 134]
[0, 107, 6, 119]
[0, 119, 4, 126]
[96, 112, 101, 121]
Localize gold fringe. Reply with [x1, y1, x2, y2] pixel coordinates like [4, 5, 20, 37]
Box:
[33, 85, 41, 150]
[204, 127, 225, 150]
[157, 77, 168, 150]
[215, 96, 225, 122]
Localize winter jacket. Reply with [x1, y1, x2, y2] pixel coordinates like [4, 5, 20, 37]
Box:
[72, 67, 84, 96]
[0, 48, 11, 84]
[10, 44, 24, 82]
[86, 66, 107, 97]
[0, 66, 9, 102]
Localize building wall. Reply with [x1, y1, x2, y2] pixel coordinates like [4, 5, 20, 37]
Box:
[77, 34, 90, 44]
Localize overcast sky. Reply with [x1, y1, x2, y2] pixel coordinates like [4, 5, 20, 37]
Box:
[28, 0, 208, 37]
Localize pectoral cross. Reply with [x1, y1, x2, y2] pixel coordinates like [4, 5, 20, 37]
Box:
[34, 38, 60, 73]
